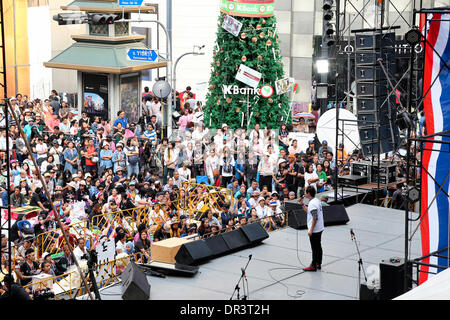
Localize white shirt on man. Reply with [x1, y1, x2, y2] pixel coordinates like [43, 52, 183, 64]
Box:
[307, 197, 324, 233]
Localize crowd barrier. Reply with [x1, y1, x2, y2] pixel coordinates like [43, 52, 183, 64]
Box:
[178, 182, 234, 222]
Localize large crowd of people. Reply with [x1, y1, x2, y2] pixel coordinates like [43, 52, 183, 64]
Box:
[0, 86, 416, 297]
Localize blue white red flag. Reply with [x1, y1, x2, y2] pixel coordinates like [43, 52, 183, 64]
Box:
[420, 13, 450, 284]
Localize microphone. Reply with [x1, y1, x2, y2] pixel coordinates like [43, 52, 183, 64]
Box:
[350, 228, 355, 238]
[249, 254, 252, 260]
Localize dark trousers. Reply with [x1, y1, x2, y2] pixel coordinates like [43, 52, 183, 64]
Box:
[259, 175, 272, 190]
[221, 176, 232, 188]
[309, 231, 323, 266]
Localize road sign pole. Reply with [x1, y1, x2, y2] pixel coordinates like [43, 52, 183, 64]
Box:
[117, 17, 173, 138]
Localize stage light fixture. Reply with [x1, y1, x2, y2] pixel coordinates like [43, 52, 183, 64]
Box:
[323, 0, 334, 10]
[405, 28, 421, 45]
[323, 9, 333, 21]
[406, 187, 420, 203]
[317, 59, 329, 74]
[323, 34, 336, 46]
[324, 22, 335, 35]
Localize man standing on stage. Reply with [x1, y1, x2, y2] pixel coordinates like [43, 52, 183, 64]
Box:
[301, 185, 324, 271]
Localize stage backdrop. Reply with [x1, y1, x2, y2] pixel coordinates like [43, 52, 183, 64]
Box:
[420, 12, 450, 284]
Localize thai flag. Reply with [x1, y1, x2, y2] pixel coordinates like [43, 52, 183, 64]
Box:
[420, 12, 450, 284]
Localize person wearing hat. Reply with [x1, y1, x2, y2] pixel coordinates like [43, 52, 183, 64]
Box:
[42, 252, 58, 276]
[112, 142, 126, 174]
[255, 196, 269, 219]
[220, 204, 236, 229]
[341, 164, 351, 176]
[267, 199, 284, 229]
[99, 141, 113, 176]
[23, 117, 37, 140]
[318, 140, 333, 158]
[306, 140, 317, 161]
[248, 189, 261, 208]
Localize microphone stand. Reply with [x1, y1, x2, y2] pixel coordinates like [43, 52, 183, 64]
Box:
[350, 229, 367, 300]
[230, 254, 252, 300]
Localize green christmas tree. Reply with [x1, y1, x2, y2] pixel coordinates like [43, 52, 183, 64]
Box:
[204, 10, 291, 130]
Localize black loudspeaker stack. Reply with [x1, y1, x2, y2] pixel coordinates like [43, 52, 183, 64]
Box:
[175, 223, 269, 265]
[379, 258, 412, 300]
[355, 30, 400, 156]
[286, 204, 350, 229]
[122, 261, 151, 300]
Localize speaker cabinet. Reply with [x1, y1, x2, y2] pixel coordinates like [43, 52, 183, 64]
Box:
[175, 239, 213, 265]
[356, 95, 395, 113]
[204, 234, 231, 257]
[240, 222, 269, 244]
[379, 258, 412, 300]
[287, 210, 307, 229]
[360, 284, 380, 300]
[221, 228, 251, 250]
[355, 32, 395, 50]
[355, 50, 394, 65]
[122, 261, 150, 300]
[356, 80, 389, 96]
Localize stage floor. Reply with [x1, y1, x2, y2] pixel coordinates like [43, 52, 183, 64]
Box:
[89, 204, 422, 300]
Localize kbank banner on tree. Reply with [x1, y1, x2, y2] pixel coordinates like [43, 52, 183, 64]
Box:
[220, 0, 274, 18]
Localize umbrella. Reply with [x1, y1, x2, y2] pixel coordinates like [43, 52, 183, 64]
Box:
[186, 98, 197, 109]
[293, 112, 315, 119]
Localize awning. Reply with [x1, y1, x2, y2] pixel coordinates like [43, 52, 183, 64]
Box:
[44, 42, 167, 74]
[394, 268, 450, 300]
[61, 1, 157, 13]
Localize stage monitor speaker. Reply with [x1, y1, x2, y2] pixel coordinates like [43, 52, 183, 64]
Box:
[287, 209, 307, 229]
[284, 199, 303, 212]
[204, 234, 231, 257]
[322, 204, 350, 225]
[240, 222, 269, 244]
[379, 258, 412, 300]
[122, 261, 151, 300]
[221, 228, 251, 250]
[175, 239, 213, 266]
[359, 284, 380, 300]
[140, 261, 199, 276]
[288, 205, 349, 229]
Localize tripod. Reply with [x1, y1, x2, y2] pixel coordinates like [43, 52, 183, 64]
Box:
[350, 229, 367, 300]
[230, 254, 252, 300]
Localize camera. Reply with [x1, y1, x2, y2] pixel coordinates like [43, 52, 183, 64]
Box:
[33, 288, 55, 301]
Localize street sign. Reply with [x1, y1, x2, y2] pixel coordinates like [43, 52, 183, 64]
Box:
[118, 0, 143, 6]
[127, 49, 158, 62]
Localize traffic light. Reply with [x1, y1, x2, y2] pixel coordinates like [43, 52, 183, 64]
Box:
[53, 13, 87, 25]
[87, 13, 119, 25]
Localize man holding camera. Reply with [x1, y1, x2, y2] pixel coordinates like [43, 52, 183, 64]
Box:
[300, 185, 324, 272]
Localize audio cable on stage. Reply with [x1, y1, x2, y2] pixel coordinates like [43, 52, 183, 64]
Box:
[264, 229, 308, 299]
